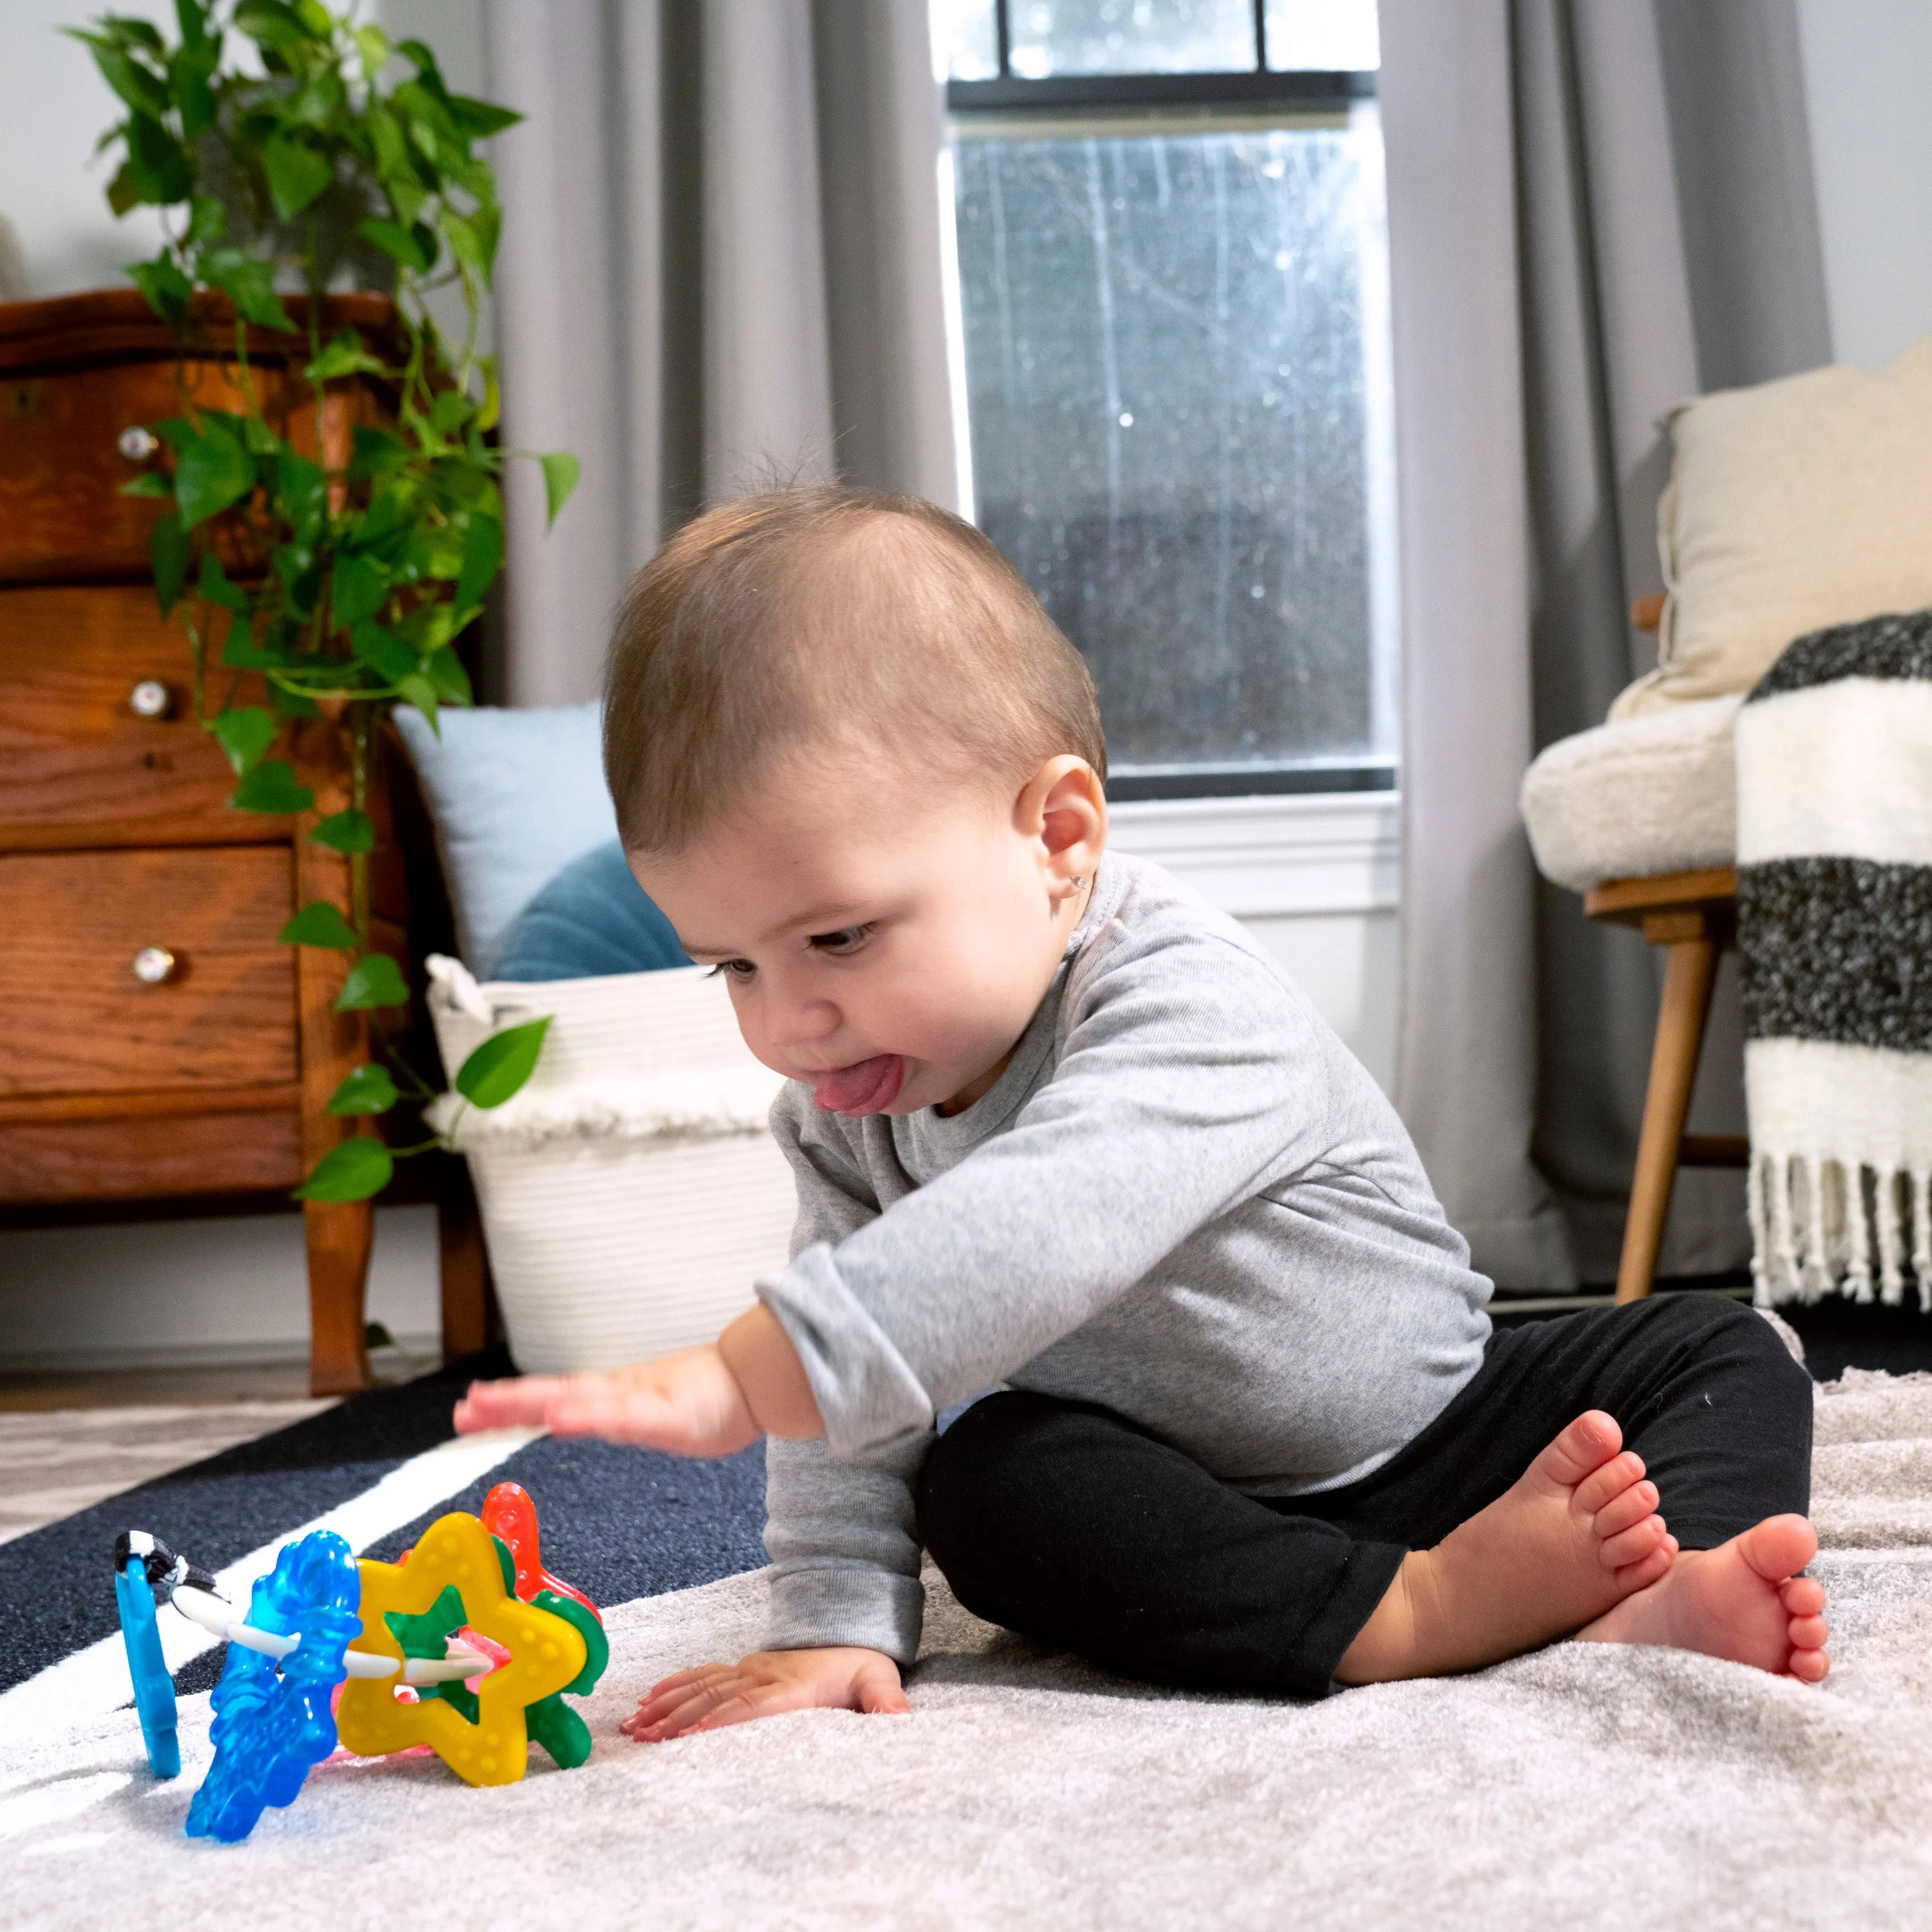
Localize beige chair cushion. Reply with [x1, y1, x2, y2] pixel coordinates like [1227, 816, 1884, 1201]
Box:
[1611, 335, 1932, 720]
[1520, 696, 1739, 893]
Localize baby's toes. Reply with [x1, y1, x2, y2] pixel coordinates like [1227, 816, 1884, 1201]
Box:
[1788, 1645, 1830, 1683]
[1589, 1479, 1661, 1540]
[1781, 1575, 1826, 1617]
[1788, 1613, 1828, 1651]
[1571, 1450, 1648, 1517]
[1597, 1513, 1669, 1570]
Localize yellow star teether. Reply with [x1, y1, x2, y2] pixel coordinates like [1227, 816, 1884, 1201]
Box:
[336, 1511, 588, 1786]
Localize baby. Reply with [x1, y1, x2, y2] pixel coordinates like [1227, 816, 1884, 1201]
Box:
[456, 486, 1828, 1734]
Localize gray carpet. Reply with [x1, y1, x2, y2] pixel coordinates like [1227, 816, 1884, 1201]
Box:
[5, 1364, 1931, 1931]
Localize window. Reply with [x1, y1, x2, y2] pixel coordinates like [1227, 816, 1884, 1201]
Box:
[936, 1, 1396, 799]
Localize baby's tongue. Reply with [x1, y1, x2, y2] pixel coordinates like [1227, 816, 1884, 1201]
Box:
[813, 1054, 905, 1117]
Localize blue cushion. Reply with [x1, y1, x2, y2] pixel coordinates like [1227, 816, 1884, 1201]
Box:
[395, 703, 619, 977]
[494, 840, 690, 981]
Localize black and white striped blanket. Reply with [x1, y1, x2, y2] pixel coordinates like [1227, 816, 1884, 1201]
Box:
[1738, 609, 1932, 1305]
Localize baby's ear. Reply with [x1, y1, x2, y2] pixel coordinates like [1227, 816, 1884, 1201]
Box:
[1023, 755, 1107, 884]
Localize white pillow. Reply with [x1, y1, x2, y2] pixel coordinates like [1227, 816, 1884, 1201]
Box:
[395, 702, 618, 977]
[1611, 335, 1932, 719]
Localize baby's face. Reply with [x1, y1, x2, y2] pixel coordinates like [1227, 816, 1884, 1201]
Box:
[632, 756, 1104, 1117]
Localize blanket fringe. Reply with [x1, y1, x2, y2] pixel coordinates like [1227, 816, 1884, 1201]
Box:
[1751, 1151, 1932, 1312]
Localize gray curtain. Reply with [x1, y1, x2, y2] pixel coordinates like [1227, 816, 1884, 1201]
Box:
[1381, 0, 1832, 1289]
[480, 0, 958, 707]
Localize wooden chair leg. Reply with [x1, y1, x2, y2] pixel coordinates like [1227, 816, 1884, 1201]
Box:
[1615, 930, 1723, 1305]
[305, 1198, 374, 1394]
[438, 1159, 493, 1364]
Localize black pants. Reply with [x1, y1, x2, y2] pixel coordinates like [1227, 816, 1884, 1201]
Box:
[915, 1296, 1812, 1698]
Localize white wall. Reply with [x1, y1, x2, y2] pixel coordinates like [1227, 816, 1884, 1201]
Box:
[0, 1, 171, 297]
[1796, 0, 1932, 369]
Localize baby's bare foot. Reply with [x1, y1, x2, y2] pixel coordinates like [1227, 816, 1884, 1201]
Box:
[1577, 1513, 1829, 1681]
[1337, 1410, 1671, 1683]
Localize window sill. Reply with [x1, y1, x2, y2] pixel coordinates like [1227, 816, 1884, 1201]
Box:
[1106, 788, 1400, 918]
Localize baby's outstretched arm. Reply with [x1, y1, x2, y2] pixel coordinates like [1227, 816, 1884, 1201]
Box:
[621, 1647, 907, 1742]
[451, 1305, 824, 1455]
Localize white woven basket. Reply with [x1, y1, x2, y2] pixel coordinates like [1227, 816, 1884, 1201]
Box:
[424, 956, 796, 1374]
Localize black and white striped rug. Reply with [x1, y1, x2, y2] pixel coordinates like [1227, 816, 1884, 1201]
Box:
[0, 1354, 765, 1733]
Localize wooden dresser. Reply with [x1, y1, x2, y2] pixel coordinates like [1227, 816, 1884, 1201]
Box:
[0, 289, 484, 1394]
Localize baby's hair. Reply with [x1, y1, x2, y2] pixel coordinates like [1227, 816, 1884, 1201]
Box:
[603, 486, 1106, 853]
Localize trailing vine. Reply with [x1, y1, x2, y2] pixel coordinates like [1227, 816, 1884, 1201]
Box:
[79, 0, 557, 1199]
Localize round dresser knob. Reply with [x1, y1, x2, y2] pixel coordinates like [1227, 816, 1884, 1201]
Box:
[118, 425, 160, 461]
[129, 679, 171, 719]
[131, 947, 178, 985]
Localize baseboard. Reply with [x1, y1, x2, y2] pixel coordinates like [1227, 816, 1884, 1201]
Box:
[0, 1330, 442, 1377]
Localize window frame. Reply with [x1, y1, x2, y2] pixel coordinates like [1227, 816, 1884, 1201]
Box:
[943, 3, 1393, 801]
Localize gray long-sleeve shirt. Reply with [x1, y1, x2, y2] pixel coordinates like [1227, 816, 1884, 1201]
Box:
[756, 851, 1493, 1664]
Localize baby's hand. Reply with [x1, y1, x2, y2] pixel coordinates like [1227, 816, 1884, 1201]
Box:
[620, 1647, 907, 1741]
[451, 1347, 759, 1458]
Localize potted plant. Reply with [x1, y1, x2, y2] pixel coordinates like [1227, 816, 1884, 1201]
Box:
[76, 0, 564, 1197]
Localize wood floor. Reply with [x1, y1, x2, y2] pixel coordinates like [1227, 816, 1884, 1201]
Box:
[0, 1346, 437, 1544]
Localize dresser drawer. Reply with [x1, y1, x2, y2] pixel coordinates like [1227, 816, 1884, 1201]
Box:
[0, 1110, 304, 1205]
[0, 585, 288, 849]
[0, 361, 281, 584]
[0, 846, 298, 1098]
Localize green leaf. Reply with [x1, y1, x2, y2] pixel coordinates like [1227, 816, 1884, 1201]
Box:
[349, 618, 420, 684]
[326, 1064, 399, 1115]
[173, 418, 256, 529]
[448, 95, 522, 140]
[194, 247, 294, 329]
[336, 951, 411, 1010]
[270, 682, 321, 721]
[355, 217, 437, 274]
[306, 328, 386, 383]
[220, 614, 272, 667]
[151, 511, 188, 616]
[455, 511, 503, 613]
[354, 23, 393, 78]
[456, 1018, 551, 1108]
[169, 43, 218, 138]
[287, 70, 346, 128]
[196, 549, 249, 614]
[348, 425, 409, 479]
[124, 112, 193, 205]
[185, 194, 226, 246]
[262, 129, 334, 221]
[230, 757, 314, 814]
[294, 0, 333, 34]
[275, 451, 328, 539]
[310, 807, 375, 854]
[175, 0, 211, 49]
[294, 1136, 394, 1202]
[429, 389, 470, 437]
[540, 453, 580, 531]
[438, 209, 489, 283]
[119, 471, 173, 500]
[126, 252, 192, 327]
[330, 552, 390, 627]
[107, 161, 144, 220]
[396, 671, 439, 736]
[94, 16, 167, 53]
[77, 39, 172, 120]
[234, 1, 309, 48]
[279, 900, 357, 949]
[211, 704, 278, 775]
[422, 645, 473, 706]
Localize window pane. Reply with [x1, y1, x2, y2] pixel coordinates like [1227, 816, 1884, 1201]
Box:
[952, 112, 1398, 774]
[1264, 0, 1379, 70]
[1007, 0, 1256, 79]
[931, 0, 999, 81]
